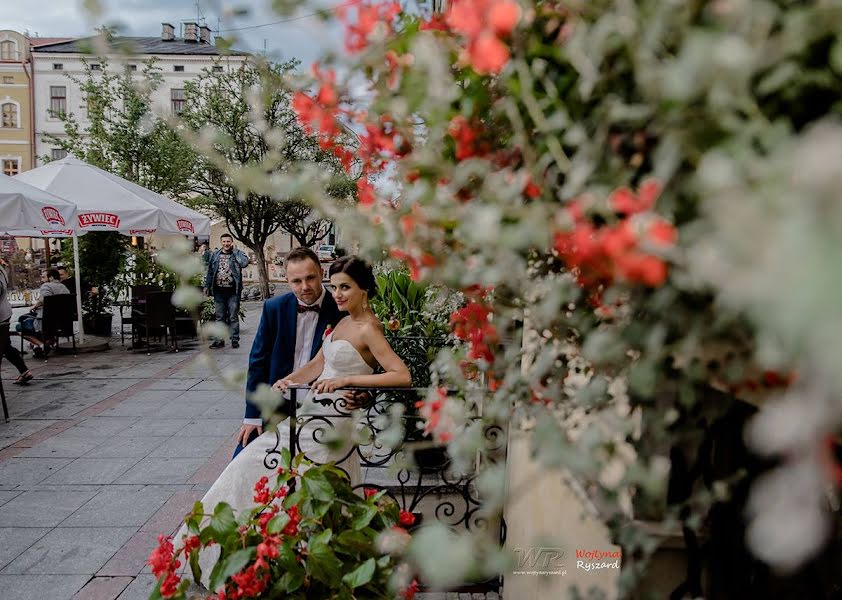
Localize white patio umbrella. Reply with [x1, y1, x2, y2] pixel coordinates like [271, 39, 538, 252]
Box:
[12, 156, 210, 236]
[0, 172, 86, 342]
[8, 156, 211, 343]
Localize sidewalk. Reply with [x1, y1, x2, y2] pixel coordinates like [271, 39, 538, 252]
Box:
[0, 301, 262, 600]
[0, 298, 496, 600]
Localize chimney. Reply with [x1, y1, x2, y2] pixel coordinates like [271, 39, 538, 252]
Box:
[199, 24, 211, 45]
[161, 22, 174, 41]
[183, 22, 199, 42]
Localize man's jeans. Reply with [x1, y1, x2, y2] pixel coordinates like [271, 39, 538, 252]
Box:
[213, 287, 240, 343]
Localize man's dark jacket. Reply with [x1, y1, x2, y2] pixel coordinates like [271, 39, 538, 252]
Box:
[243, 290, 342, 421]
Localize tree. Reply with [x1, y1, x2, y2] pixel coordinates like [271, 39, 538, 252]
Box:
[41, 57, 196, 197]
[178, 60, 356, 299]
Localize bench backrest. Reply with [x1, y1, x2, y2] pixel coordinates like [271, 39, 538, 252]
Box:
[42, 293, 77, 338]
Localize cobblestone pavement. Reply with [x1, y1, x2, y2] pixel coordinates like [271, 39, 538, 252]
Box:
[0, 297, 501, 599]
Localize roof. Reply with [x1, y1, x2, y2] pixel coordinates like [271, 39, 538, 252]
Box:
[30, 37, 75, 47]
[32, 36, 249, 56]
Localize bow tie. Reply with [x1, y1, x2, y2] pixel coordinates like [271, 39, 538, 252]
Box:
[297, 304, 320, 313]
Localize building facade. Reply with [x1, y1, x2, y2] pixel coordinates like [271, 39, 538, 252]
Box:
[31, 23, 249, 164]
[0, 30, 34, 175]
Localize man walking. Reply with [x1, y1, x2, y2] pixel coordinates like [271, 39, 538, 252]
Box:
[234, 247, 342, 457]
[204, 233, 250, 349]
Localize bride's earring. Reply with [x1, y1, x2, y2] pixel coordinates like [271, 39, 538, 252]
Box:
[362, 293, 369, 311]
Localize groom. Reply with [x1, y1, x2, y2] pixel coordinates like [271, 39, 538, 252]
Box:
[234, 247, 342, 458]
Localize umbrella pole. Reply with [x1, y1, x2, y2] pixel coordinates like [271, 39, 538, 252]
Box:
[72, 234, 85, 345]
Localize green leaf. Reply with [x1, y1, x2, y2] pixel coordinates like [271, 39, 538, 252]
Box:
[209, 547, 254, 591]
[206, 502, 237, 542]
[335, 529, 373, 555]
[186, 500, 204, 534]
[351, 504, 378, 530]
[342, 557, 376, 589]
[310, 529, 333, 547]
[277, 539, 298, 570]
[306, 542, 343, 586]
[189, 545, 202, 583]
[301, 469, 335, 502]
[266, 511, 291, 535]
[276, 566, 305, 593]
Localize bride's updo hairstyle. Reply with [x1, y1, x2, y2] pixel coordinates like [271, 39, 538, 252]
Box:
[328, 256, 377, 299]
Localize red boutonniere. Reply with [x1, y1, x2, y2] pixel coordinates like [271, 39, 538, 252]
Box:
[323, 325, 334, 340]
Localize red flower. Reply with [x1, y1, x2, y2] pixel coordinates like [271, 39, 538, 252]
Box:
[647, 219, 677, 246]
[282, 505, 300, 536]
[402, 578, 421, 599]
[467, 31, 511, 75]
[357, 178, 376, 206]
[399, 510, 416, 526]
[253, 475, 271, 504]
[182, 535, 201, 556]
[159, 572, 181, 598]
[610, 179, 661, 216]
[488, 1, 521, 35]
[147, 535, 178, 579]
[364, 487, 379, 498]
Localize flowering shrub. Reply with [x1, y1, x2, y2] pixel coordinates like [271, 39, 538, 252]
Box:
[148, 454, 419, 599]
[145, 0, 842, 594]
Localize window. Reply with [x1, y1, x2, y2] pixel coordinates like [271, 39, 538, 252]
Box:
[173, 65, 184, 72]
[0, 41, 15, 61]
[90, 63, 101, 71]
[49, 85, 66, 116]
[2, 159, 19, 176]
[2, 76, 12, 84]
[1, 102, 17, 127]
[53, 63, 63, 70]
[212, 65, 223, 73]
[128, 64, 137, 71]
[51, 148, 67, 161]
[170, 88, 185, 114]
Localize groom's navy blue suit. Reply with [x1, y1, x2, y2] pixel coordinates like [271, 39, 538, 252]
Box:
[234, 290, 342, 457]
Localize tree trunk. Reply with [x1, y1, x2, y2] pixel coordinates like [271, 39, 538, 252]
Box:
[252, 244, 271, 299]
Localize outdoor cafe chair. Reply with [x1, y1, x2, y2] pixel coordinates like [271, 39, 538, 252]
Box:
[41, 293, 78, 359]
[140, 291, 179, 355]
[121, 285, 161, 346]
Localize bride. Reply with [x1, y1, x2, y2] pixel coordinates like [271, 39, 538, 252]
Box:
[179, 256, 411, 579]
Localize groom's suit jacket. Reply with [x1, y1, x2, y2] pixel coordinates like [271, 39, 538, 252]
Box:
[244, 290, 343, 421]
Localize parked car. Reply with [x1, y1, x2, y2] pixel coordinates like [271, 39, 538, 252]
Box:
[317, 244, 336, 262]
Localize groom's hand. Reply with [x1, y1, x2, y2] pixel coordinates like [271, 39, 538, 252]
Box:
[236, 424, 263, 447]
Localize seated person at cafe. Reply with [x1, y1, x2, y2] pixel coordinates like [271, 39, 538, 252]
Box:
[17, 268, 70, 356]
[57, 265, 96, 298]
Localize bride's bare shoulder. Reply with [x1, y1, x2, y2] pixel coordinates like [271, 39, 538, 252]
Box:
[361, 316, 386, 337]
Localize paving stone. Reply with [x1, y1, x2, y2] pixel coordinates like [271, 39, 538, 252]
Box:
[97, 530, 161, 577]
[0, 489, 99, 527]
[0, 528, 51, 570]
[97, 401, 169, 418]
[16, 436, 105, 458]
[116, 458, 205, 484]
[0, 457, 73, 486]
[199, 401, 243, 419]
[62, 417, 139, 438]
[62, 487, 174, 528]
[123, 390, 186, 403]
[18, 402, 98, 419]
[41, 458, 140, 485]
[152, 401, 215, 419]
[2, 526, 136, 574]
[177, 418, 242, 437]
[139, 490, 204, 535]
[121, 419, 191, 437]
[173, 390, 228, 403]
[143, 378, 202, 391]
[116, 574, 158, 600]
[72, 576, 133, 600]
[0, 420, 61, 449]
[0, 574, 90, 600]
[0, 490, 22, 507]
[82, 436, 167, 459]
[149, 436, 228, 458]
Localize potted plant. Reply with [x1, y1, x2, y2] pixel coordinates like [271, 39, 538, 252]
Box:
[61, 232, 128, 336]
[148, 452, 420, 599]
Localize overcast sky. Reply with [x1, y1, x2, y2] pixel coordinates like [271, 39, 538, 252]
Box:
[2, 0, 342, 67]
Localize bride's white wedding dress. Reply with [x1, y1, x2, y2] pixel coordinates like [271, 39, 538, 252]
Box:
[177, 332, 374, 584]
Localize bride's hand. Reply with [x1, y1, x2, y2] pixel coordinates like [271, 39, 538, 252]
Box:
[272, 378, 294, 392]
[311, 377, 349, 393]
